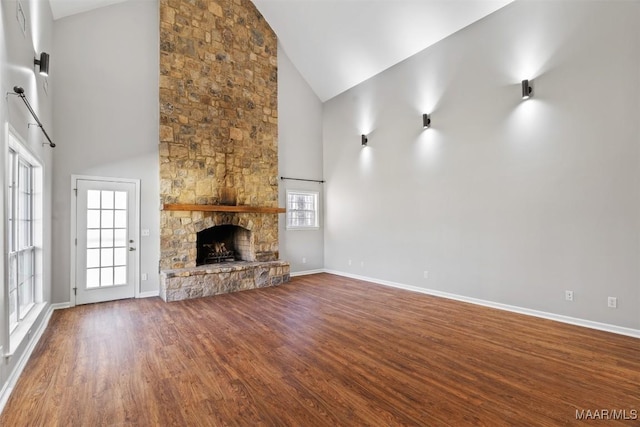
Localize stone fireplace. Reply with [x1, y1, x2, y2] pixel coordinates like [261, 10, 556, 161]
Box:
[159, 211, 290, 302]
[158, 0, 290, 302]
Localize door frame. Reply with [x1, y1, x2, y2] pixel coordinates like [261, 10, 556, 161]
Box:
[70, 175, 141, 306]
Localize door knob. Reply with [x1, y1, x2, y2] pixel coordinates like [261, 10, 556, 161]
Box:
[129, 247, 136, 251]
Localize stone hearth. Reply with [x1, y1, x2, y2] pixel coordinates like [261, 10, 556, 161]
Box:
[160, 261, 289, 302]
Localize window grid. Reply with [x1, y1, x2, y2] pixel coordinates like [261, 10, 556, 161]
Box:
[286, 191, 319, 229]
[86, 190, 128, 288]
[7, 148, 36, 331]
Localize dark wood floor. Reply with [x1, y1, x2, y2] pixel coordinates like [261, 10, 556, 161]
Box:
[1, 273, 639, 426]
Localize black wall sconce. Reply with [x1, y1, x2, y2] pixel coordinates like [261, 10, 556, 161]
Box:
[422, 113, 431, 128]
[521, 79, 532, 99]
[34, 52, 49, 76]
[361, 134, 368, 146]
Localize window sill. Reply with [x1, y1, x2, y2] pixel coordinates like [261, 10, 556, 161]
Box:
[7, 302, 47, 356]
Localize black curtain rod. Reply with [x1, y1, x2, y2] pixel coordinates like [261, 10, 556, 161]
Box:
[280, 176, 325, 184]
[11, 86, 55, 148]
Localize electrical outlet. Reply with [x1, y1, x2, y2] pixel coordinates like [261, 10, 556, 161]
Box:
[141, 273, 148, 281]
[360, 261, 364, 267]
[141, 229, 150, 237]
[423, 271, 429, 279]
[348, 259, 352, 266]
[565, 290, 573, 301]
[302, 257, 307, 264]
[608, 297, 617, 308]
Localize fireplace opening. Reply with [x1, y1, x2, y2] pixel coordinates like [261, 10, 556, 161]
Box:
[196, 225, 253, 266]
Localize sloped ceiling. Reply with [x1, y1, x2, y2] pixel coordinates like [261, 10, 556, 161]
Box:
[252, 0, 515, 101]
[48, 0, 128, 20]
[49, 0, 515, 102]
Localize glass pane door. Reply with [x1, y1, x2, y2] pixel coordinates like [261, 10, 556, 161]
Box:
[75, 179, 137, 305]
[85, 190, 129, 288]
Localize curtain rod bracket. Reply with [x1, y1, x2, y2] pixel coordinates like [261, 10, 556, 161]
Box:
[10, 86, 56, 148]
[280, 176, 325, 184]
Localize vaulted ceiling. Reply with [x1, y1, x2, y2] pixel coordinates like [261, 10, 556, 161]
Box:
[252, 0, 514, 101]
[48, 0, 128, 20]
[48, 0, 514, 101]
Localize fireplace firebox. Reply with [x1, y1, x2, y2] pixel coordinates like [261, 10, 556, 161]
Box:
[196, 225, 253, 266]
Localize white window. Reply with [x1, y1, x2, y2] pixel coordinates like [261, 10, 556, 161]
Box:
[7, 131, 41, 333]
[286, 190, 319, 230]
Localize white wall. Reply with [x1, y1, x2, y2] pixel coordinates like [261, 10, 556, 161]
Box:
[278, 44, 324, 273]
[323, 0, 640, 330]
[52, 0, 159, 303]
[0, 0, 54, 404]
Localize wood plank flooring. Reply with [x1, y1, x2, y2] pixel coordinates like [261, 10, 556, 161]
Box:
[1, 273, 639, 426]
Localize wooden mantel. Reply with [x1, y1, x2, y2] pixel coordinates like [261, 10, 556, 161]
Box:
[163, 204, 286, 214]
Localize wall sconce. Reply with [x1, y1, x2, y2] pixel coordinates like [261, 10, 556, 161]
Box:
[34, 52, 50, 76]
[361, 134, 368, 146]
[422, 113, 431, 128]
[521, 79, 532, 99]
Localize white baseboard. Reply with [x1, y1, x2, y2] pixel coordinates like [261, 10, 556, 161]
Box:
[0, 303, 55, 414]
[53, 291, 160, 303]
[290, 269, 325, 277]
[324, 269, 640, 339]
[51, 302, 71, 310]
[137, 290, 160, 299]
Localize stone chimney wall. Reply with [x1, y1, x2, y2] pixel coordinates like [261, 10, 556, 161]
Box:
[159, 0, 279, 269]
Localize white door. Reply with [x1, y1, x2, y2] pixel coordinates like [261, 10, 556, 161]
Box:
[74, 178, 138, 305]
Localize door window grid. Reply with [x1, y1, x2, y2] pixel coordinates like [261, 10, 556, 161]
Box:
[7, 148, 36, 331]
[286, 190, 319, 229]
[86, 190, 128, 288]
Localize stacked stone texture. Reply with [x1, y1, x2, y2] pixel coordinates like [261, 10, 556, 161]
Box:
[159, 0, 279, 269]
[160, 261, 290, 302]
